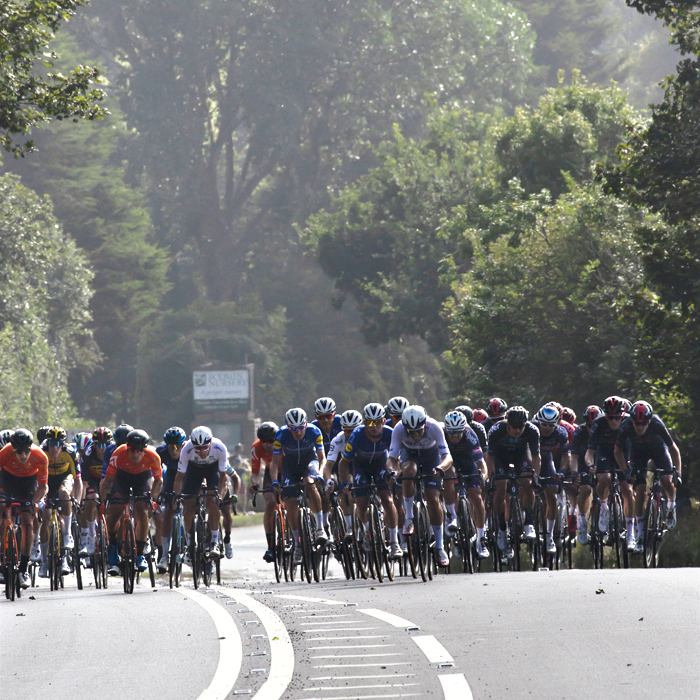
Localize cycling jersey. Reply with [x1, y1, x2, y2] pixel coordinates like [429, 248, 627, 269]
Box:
[616, 415, 675, 473]
[44, 444, 80, 479]
[344, 426, 393, 496]
[482, 416, 505, 434]
[250, 439, 274, 475]
[587, 415, 621, 460]
[0, 443, 49, 484]
[486, 421, 540, 460]
[570, 424, 591, 463]
[312, 415, 342, 453]
[533, 420, 569, 481]
[469, 420, 487, 450]
[388, 418, 449, 462]
[327, 432, 348, 464]
[444, 426, 483, 475]
[273, 425, 324, 466]
[177, 438, 228, 474]
[107, 444, 162, 479]
[80, 444, 105, 481]
[102, 442, 117, 478]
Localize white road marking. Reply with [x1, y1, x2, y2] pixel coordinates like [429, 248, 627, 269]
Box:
[178, 588, 242, 700]
[309, 635, 389, 641]
[304, 685, 419, 691]
[296, 614, 351, 619]
[303, 627, 379, 633]
[299, 694, 421, 700]
[308, 644, 395, 650]
[312, 662, 413, 669]
[213, 587, 294, 700]
[439, 673, 474, 700]
[300, 621, 356, 626]
[357, 608, 418, 628]
[411, 635, 454, 664]
[274, 594, 346, 605]
[310, 675, 417, 681]
[310, 653, 403, 659]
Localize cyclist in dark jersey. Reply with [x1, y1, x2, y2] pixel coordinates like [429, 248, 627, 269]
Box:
[486, 406, 541, 558]
[481, 397, 508, 435]
[614, 401, 681, 550]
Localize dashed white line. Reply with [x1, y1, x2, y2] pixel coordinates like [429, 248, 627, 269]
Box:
[411, 635, 454, 664]
[309, 674, 417, 681]
[304, 684, 420, 691]
[439, 673, 474, 700]
[357, 608, 418, 628]
[309, 635, 390, 641]
[300, 620, 357, 626]
[312, 662, 413, 669]
[310, 653, 403, 659]
[308, 644, 395, 650]
[178, 588, 242, 700]
[273, 594, 346, 606]
[302, 627, 379, 633]
[299, 694, 421, 700]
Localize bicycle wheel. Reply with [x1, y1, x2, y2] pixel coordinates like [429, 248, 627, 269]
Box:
[351, 506, 370, 580]
[508, 495, 522, 572]
[456, 497, 471, 573]
[49, 520, 60, 591]
[200, 519, 212, 588]
[147, 531, 156, 588]
[589, 501, 604, 569]
[414, 503, 430, 583]
[123, 521, 136, 594]
[299, 509, 314, 584]
[553, 500, 564, 571]
[368, 504, 384, 583]
[486, 501, 501, 572]
[190, 514, 201, 589]
[5, 525, 17, 600]
[531, 497, 545, 570]
[330, 506, 353, 580]
[72, 519, 83, 591]
[643, 496, 658, 569]
[611, 494, 624, 569]
[283, 514, 293, 582]
[273, 510, 284, 583]
[98, 517, 108, 589]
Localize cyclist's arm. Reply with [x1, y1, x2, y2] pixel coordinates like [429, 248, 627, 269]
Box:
[669, 441, 681, 471]
[338, 456, 351, 485]
[72, 473, 83, 502]
[614, 444, 627, 472]
[217, 470, 227, 500]
[33, 482, 48, 504]
[485, 454, 495, 478]
[270, 453, 281, 483]
[151, 476, 163, 501]
[437, 452, 453, 472]
[560, 451, 570, 472]
[476, 458, 487, 480]
[316, 448, 327, 480]
[387, 456, 399, 473]
[570, 452, 579, 472]
[531, 453, 541, 476]
[173, 470, 185, 496]
[322, 459, 335, 483]
[100, 473, 114, 503]
[584, 448, 596, 470]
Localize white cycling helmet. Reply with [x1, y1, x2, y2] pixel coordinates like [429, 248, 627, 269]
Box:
[314, 397, 336, 415]
[190, 425, 213, 446]
[387, 396, 410, 417]
[444, 411, 467, 431]
[286, 407, 307, 428]
[536, 405, 559, 426]
[402, 405, 427, 431]
[340, 410, 363, 430]
[75, 432, 92, 451]
[0, 429, 14, 447]
[363, 403, 385, 421]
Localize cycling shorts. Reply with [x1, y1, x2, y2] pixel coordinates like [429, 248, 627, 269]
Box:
[182, 463, 220, 497]
[630, 444, 673, 476]
[83, 471, 101, 495]
[109, 469, 152, 502]
[539, 452, 559, 488]
[281, 459, 320, 500]
[594, 455, 630, 483]
[400, 447, 441, 490]
[492, 454, 532, 481]
[353, 458, 391, 498]
[0, 470, 37, 512]
[47, 473, 72, 500]
[460, 474, 483, 491]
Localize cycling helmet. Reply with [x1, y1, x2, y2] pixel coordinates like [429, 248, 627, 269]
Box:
[603, 396, 624, 417]
[487, 397, 508, 417]
[621, 398, 632, 414]
[402, 405, 427, 431]
[190, 425, 213, 446]
[340, 410, 363, 430]
[363, 403, 385, 422]
[583, 405, 602, 424]
[114, 424, 134, 445]
[314, 397, 336, 416]
[75, 433, 92, 451]
[631, 400, 653, 424]
[257, 421, 279, 443]
[506, 406, 528, 427]
[0, 429, 13, 447]
[285, 408, 307, 428]
[472, 408, 488, 423]
[92, 427, 114, 446]
[444, 411, 467, 431]
[36, 426, 51, 443]
[10, 429, 33, 451]
[46, 426, 67, 445]
[561, 407, 576, 424]
[455, 405, 474, 423]
[164, 426, 187, 446]
[387, 396, 410, 417]
[547, 401, 563, 418]
[126, 429, 150, 450]
[536, 405, 559, 426]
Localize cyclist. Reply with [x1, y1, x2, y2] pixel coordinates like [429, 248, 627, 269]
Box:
[220, 460, 241, 560]
[570, 406, 602, 544]
[585, 396, 633, 542]
[312, 397, 342, 531]
[329, 410, 363, 538]
[385, 396, 410, 550]
[173, 426, 228, 560]
[36, 426, 52, 445]
[533, 405, 570, 554]
[388, 405, 453, 567]
[0, 429, 48, 588]
[443, 410, 489, 559]
[482, 398, 508, 434]
[156, 426, 187, 573]
[269, 408, 328, 565]
[250, 422, 279, 563]
[39, 427, 82, 578]
[614, 401, 682, 550]
[0, 429, 13, 446]
[337, 403, 401, 559]
[561, 408, 578, 429]
[472, 408, 488, 424]
[102, 424, 134, 478]
[455, 405, 487, 450]
[385, 397, 410, 429]
[102, 430, 163, 574]
[486, 406, 541, 558]
[77, 427, 114, 557]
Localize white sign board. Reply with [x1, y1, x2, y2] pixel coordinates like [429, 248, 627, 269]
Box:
[193, 370, 250, 410]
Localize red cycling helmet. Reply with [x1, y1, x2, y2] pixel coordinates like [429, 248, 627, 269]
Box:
[472, 408, 488, 423]
[487, 398, 507, 417]
[603, 396, 624, 417]
[561, 407, 576, 424]
[583, 405, 602, 425]
[631, 401, 653, 424]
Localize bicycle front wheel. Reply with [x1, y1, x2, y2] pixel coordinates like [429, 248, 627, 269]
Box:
[5, 525, 17, 600]
[72, 518, 83, 590]
[123, 521, 136, 594]
[49, 520, 60, 592]
[414, 503, 431, 583]
[643, 496, 659, 569]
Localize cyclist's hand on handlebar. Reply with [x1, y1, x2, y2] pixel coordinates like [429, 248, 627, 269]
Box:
[325, 478, 335, 493]
[271, 481, 281, 493]
[434, 467, 445, 478]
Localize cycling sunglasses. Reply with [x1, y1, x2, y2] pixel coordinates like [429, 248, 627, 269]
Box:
[289, 424, 306, 431]
[365, 420, 384, 428]
[446, 428, 465, 434]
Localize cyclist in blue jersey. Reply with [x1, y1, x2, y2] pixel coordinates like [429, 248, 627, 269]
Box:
[614, 401, 681, 551]
[385, 396, 410, 552]
[388, 405, 453, 567]
[312, 397, 342, 533]
[329, 410, 363, 538]
[338, 403, 401, 559]
[156, 426, 187, 572]
[270, 408, 328, 564]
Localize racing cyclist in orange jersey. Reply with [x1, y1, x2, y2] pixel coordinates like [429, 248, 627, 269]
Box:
[101, 430, 163, 574]
[39, 427, 82, 577]
[0, 430, 48, 588]
[77, 427, 113, 557]
[249, 422, 279, 563]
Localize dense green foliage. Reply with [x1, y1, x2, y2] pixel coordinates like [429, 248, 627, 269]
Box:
[0, 174, 96, 428]
[0, 0, 106, 155]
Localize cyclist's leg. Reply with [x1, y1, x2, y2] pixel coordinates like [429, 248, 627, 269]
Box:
[400, 455, 417, 533]
[181, 467, 205, 536]
[443, 465, 457, 529]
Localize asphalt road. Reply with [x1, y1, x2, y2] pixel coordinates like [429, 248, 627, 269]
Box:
[2, 525, 698, 700]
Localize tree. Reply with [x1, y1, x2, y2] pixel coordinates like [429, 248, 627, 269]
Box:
[0, 173, 98, 428]
[0, 0, 106, 156]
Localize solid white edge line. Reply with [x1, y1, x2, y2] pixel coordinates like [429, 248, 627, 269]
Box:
[178, 588, 242, 700]
[411, 635, 454, 663]
[358, 608, 418, 628]
[439, 673, 474, 700]
[214, 587, 295, 700]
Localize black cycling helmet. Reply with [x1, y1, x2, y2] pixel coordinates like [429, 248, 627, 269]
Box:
[164, 426, 187, 446]
[506, 406, 528, 427]
[126, 429, 149, 450]
[114, 424, 134, 446]
[36, 426, 52, 443]
[10, 428, 33, 451]
[455, 405, 474, 423]
[257, 421, 279, 443]
[92, 427, 114, 446]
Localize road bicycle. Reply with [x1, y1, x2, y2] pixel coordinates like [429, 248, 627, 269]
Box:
[445, 474, 481, 574]
[642, 469, 680, 568]
[182, 488, 222, 589]
[400, 474, 435, 582]
[44, 497, 69, 591]
[281, 480, 321, 584]
[253, 485, 295, 584]
[327, 488, 354, 581]
[2, 500, 23, 600]
[163, 493, 186, 589]
[588, 471, 628, 569]
[109, 494, 154, 593]
[83, 497, 108, 589]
